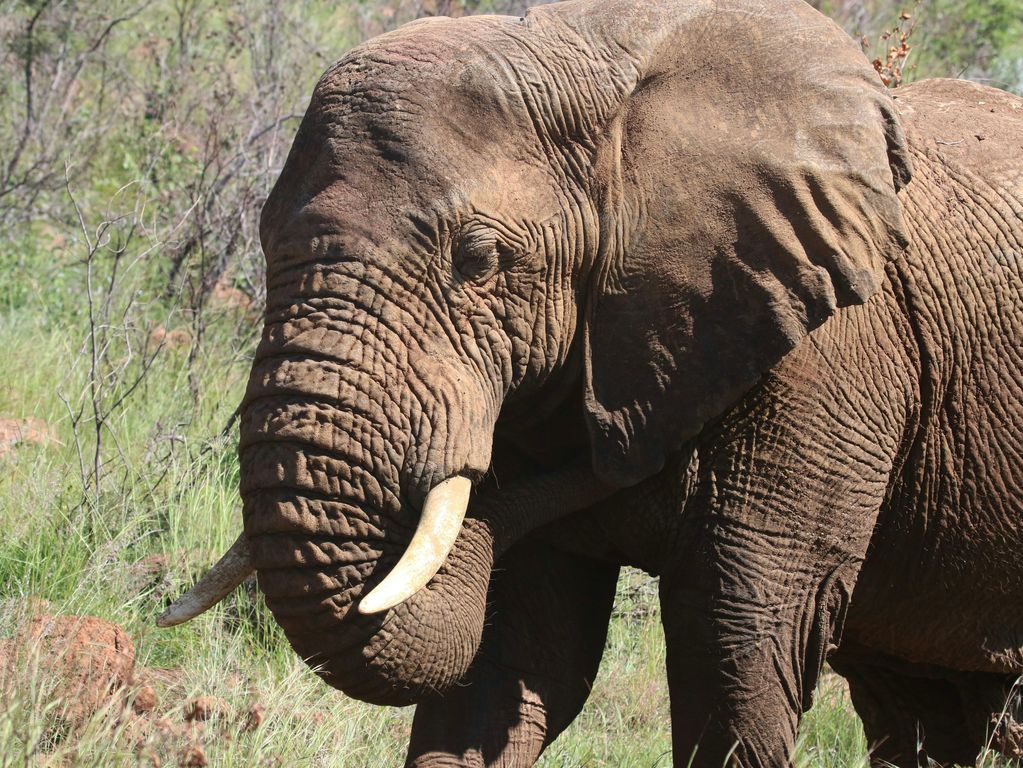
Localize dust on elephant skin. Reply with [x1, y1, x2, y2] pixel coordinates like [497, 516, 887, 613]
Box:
[168, 0, 1023, 765]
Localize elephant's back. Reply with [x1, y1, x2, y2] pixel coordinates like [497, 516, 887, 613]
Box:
[843, 79, 1023, 675]
[892, 78, 1023, 194]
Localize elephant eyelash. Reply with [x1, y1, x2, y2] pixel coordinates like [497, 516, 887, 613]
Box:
[452, 230, 519, 284]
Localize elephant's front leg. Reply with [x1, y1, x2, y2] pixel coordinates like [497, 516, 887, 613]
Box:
[405, 537, 619, 768]
[659, 374, 901, 766]
[661, 534, 861, 768]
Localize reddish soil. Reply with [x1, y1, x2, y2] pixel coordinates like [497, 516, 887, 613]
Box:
[242, 702, 266, 732]
[148, 325, 192, 351]
[184, 695, 226, 723]
[209, 280, 254, 312]
[179, 744, 209, 767]
[4, 614, 135, 724]
[0, 417, 56, 456]
[0, 610, 267, 763]
[132, 683, 158, 715]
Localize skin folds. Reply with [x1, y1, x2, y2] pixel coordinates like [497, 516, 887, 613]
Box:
[169, 1, 1023, 764]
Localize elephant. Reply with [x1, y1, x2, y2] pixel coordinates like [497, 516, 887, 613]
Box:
[157, 0, 1023, 764]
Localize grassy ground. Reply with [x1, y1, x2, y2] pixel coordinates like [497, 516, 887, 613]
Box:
[0, 312, 871, 768]
[0, 273, 868, 766]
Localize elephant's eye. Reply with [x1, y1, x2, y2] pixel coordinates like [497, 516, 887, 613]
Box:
[453, 231, 508, 283]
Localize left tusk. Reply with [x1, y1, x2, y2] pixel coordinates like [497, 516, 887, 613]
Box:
[358, 475, 471, 615]
[156, 533, 254, 627]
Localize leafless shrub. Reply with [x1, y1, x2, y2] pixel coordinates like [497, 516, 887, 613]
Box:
[807, 0, 1022, 93]
[151, 2, 331, 314]
[864, 3, 920, 87]
[0, 0, 151, 228]
[57, 165, 192, 502]
[1, 1, 556, 326]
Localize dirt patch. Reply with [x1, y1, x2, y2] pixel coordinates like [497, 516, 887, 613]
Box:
[128, 553, 175, 599]
[126, 690, 267, 765]
[132, 683, 158, 715]
[242, 702, 265, 732]
[184, 695, 226, 723]
[209, 280, 254, 312]
[0, 417, 57, 456]
[3, 614, 136, 725]
[1, 611, 270, 762]
[179, 743, 209, 767]
[148, 325, 192, 351]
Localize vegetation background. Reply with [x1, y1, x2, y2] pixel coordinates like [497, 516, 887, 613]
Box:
[0, 0, 1020, 765]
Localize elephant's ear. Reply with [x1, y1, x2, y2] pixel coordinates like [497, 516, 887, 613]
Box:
[565, 0, 913, 486]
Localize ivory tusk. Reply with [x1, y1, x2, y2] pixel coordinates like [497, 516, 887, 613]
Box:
[358, 475, 471, 615]
[156, 533, 254, 628]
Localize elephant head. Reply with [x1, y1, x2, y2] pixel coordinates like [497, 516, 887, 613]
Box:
[161, 0, 911, 706]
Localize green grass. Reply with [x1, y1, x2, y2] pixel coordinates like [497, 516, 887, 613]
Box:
[0, 310, 833, 767]
[0, 316, 861, 768]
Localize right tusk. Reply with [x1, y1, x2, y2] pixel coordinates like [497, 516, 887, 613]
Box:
[156, 533, 254, 628]
[358, 475, 471, 615]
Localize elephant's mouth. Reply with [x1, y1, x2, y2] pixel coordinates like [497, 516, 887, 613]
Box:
[157, 455, 612, 627]
[157, 429, 612, 706]
[156, 474, 473, 628]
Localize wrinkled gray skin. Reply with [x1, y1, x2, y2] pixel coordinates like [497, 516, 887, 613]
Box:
[240, 0, 1023, 764]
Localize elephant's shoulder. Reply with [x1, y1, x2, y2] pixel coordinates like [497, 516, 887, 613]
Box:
[892, 78, 1023, 192]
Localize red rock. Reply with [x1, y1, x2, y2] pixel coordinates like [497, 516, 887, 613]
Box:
[242, 702, 265, 731]
[5, 614, 135, 725]
[209, 280, 254, 311]
[0, 417, 56, 456]
[183, 695, 224, 722]
[148, 325, 191, 351]
[132, 683, 158, 714]
[179, 744, 208, 768]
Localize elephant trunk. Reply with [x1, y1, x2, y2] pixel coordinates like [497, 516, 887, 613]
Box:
[162, 254, 615, 703]
[234, 303, 497, 705]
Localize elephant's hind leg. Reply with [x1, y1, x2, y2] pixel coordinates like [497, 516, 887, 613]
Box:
[405, 538, 619, 768]
[830, 655, 982, 767]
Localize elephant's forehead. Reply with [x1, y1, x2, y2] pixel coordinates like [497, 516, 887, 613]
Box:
[293, 26, 557, 195]
[260, 13, 581, 250]
[313, 17, 530, 120]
